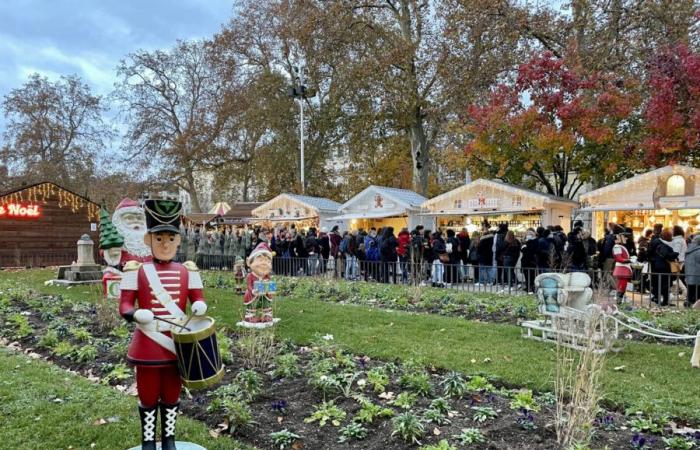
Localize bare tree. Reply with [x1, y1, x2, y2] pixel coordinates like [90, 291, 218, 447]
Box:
[114, 40, 240, 212]
[1, 73, 110, 191]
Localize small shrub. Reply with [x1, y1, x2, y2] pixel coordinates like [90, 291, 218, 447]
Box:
[101, 363, 132, 385]
[391, 392, 418, 410]
[354, 399, 394, 424]
[38, 329, 60, 349]
[73, 344, 98, 363]
[338, 422, 368, 443]
[217, 332, 235, 365]
[235, 369, 263, 400]
[430, 397, 450, 415]
[466, 375, 494, 393]
[236, 329, 277, 370]
[304, 401, 346, 427]
[270, 429, 302, 450]
[7, 313, 32, 338]
[69, 326, 92, 343]
[662, 436, 695, 450]
[454, 427, 486, 445]
[471, 406, 498, 423]
[392, 412, 425, 444]
[52, 341, 76, 359]
[222, 398, 255, 434]
[510, 389, 540, 412]
[424, 408, 451, 425]
[441, 372, 467, 398]
[420, 439, 457, 450]
[366, 367, 390, 393]
[399, 371, 433, 396]
[273, 353, 301, 379]
[627, 415, 667, 434]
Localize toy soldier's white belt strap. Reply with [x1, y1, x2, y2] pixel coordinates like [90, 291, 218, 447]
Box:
[142, 263, 186, 320]
[137, 323, 177, 355]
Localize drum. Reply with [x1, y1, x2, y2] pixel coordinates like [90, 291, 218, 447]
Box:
[171, 316, 224, 390]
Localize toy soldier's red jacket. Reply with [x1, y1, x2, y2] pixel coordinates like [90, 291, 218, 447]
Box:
[119, 261, 204, 366]
[612, 244, 633, 278]
[243, 271, 270, 305]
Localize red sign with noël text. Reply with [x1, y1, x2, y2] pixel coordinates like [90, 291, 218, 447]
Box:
[0, 203, 41, 218]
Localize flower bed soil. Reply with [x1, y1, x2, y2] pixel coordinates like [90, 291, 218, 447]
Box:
[1, 291, 697, 449]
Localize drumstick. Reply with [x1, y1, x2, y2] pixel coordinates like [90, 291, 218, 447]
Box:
[154, 316, 191, 332]
[179, 314, 194, 332]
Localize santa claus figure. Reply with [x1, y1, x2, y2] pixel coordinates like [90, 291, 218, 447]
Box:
[237, 242, 279, 328]
[612, 230, 633, 303]
[119, 198, 207, 450]
[112, 198, 152, 265]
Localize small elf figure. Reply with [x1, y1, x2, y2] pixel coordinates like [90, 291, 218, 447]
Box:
[237, 242, 279, 328]
[612, 231, 633, 303]
[233, 256, 246, 295]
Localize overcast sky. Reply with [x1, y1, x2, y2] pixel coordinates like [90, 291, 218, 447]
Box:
[0, 0, 234, 133]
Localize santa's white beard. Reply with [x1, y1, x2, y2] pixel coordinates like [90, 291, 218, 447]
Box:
[113, 219, 151, 258]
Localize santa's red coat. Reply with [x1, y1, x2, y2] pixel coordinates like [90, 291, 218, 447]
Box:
[119, 261, 204, 366]
[612, 244, 633, 278]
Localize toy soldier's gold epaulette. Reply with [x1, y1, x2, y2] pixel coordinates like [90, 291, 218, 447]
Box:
[123, 261, 142, 272]
[183, 260, 199, 272]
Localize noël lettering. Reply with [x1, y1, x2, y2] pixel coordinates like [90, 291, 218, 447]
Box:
[0, 203, 40, 218]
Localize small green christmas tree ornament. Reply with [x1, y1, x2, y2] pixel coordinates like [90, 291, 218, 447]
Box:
[99, 207, 125, 249]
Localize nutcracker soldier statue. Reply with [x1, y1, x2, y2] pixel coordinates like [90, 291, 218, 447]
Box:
[119, 198, 208, 450]
[233, 256, 246, 295]
[237, 242, 279, 328]
[612, 230, 633, 304]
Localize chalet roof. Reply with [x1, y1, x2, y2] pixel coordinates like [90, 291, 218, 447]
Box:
[0, 181, 100, 206]
[339, 185, 427, 211]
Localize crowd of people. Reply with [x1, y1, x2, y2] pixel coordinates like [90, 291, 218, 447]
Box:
[178, 220, 700, 308]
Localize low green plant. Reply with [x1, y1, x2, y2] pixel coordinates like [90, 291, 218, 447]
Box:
[207, 383, 245, 412]
[269, 429, 302, 450]
[537, 391, 557, 405]
[454, 427, 486, 445]
[353, 398, 394, 424]
[441, 372, 467, 398]
[217, 331, 235, 365]
[399, 371, 433, 396]
[466, 375, 494, 393]
[68, 326, 92, 343]
[109, 323, 130, 339]
[420, 440, 457, 450]
[627, 415, 666, 434]
[38, 329, 60, 349]
[222, 398, 255, 434]
[273, 353, 301, 379]
[662, 436, 695, 450]
[470, 406, 498, 423]
[52, 341, 76, 359]
[366, 367, 390, 393]
[235, 369, 263, 400]
[101, 363, 132, 385]
[7, 313, 32, 338]
[73, 344, 98, 363]
[430, 397, 450, 415]
[304, 401, 346, 427]
[424, 408, 451, 425]
[509, 389, 540, 412]
[391, 392, 418, 410]
[392, 412, 425, 444]
[338, 422, 368, 443]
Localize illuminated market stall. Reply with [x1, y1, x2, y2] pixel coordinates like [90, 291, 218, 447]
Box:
[329, 185, 429, 231]
[421, 179, 577, 234]
[252, 194, 342, 230]
[0, 182, 100, 267]
[579, 165, 700, 240]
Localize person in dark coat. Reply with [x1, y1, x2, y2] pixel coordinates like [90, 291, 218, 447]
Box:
[503, 230, 521, 287]
[648, 227, 679, 306]
[380, 226, 398, 283]
[445, 229, 461, 285]
[521, 228, 538, 293]
[537, 227, 554, 272]
[494, 223, 508, 284]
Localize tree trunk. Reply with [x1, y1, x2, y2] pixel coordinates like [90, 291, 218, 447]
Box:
[409, 117, 429, 196]
[185, 172, 202, 213]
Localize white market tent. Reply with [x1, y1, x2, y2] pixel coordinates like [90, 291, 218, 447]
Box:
[330, 185, 429, 230]
[579, 164, 700, 238]
[251, 193, 343, 230]
[421, 178, 578, 232]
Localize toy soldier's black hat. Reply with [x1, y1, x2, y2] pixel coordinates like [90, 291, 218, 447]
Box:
[143, 199, 182, 234]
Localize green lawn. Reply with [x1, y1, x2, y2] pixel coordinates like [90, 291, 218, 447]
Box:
[5, 269, 700, 423]
[0, 348, 249, 450]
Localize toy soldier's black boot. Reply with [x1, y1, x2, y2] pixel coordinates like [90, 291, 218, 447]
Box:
[138, 404, 158, 450]
[160, 401, 180, 450]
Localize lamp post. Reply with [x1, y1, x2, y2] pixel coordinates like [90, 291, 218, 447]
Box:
[288, 65, 312, 194]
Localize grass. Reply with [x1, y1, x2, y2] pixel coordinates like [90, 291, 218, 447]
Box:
[5, 269, 700, 423]
[0, 348, 249, 450]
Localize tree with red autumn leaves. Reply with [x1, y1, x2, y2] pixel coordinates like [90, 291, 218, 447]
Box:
[464, 51, 639, 199]
[643, 44, 700, 165]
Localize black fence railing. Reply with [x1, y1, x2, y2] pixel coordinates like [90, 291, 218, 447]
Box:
[3, 251, 694, 310]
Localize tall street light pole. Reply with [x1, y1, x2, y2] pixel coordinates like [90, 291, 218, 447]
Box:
[288, 65, 312, 194]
